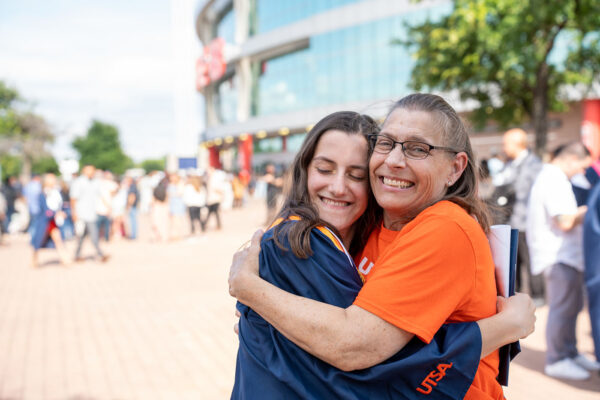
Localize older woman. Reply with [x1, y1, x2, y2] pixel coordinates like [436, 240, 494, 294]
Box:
[230, 97, 535, 399]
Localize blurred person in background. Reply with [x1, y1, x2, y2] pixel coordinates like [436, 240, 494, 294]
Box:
[58, 178, 74, 240]
[31, 173, 70, 267]
[494, 128, 543, 302]
[526, 142, 596, 380]
[183, 175, 206, 235]
[1, 176, 20, 233]
[261, 163, 283, 225]
[478, 159, 494, 201]
[138, 171, 155, 214]
[583, 160, 600, 366]
[168, 173, 186, 240]
[71, 165, 108, 263]
[150, 174, 169, 242]
[205, 167, 225, 230]
[126, 176, 139, 240]
[97, 170, 117, 241]
[232, 173, 245, 208]
[23, 174, 42, 235]
[110, 177, 128, 240]
[487, 149, 505, 184]
[0, 187, 6, 244]
[222, 171, 235, 211]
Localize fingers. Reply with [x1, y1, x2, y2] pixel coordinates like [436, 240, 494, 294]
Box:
[233, 322, 239, 335]
[235, 309, 241, 318]
[250, 229, 264, 248]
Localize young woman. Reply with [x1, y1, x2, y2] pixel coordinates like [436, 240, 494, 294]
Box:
[230, 107, 535, 399]
[31, 173, 70, 267]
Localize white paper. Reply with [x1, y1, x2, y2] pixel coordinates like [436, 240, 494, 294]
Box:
[487, 224, 512, 297]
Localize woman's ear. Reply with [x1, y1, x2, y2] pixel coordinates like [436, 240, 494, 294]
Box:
[448, 152, 468, 186]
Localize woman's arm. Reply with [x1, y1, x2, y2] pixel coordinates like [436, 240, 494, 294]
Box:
[230, 230, 536, 370]
[231, 230, 412, 371]
[477, 293, 536, 357]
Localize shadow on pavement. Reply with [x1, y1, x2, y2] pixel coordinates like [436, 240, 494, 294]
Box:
[515, 345, 600, 392]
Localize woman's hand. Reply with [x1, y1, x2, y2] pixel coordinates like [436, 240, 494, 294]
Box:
[234, 309, 241, 335]
[228, 229, 263, 302]
[496, 292, 536, 342]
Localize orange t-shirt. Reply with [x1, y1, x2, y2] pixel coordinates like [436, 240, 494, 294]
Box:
[353, 201, 503, 400]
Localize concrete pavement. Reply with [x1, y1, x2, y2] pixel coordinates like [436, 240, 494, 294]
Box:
[0, 199, 598, 399]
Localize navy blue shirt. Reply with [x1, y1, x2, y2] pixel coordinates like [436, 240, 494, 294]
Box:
[232, 220, 482, 399]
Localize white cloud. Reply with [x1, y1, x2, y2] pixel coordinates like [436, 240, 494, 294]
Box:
[0, 0, 204, 164]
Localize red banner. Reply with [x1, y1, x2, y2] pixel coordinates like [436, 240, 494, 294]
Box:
[582, 99, 600, 161]
[209, 146, 222, 169]
[237, 135, 253, 175]
[196, 38, 226, 90]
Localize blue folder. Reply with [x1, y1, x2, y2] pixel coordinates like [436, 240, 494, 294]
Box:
[496, 228, 521, 386]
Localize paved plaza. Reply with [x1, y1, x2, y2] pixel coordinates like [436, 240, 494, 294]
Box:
[0, 199, 599, 399]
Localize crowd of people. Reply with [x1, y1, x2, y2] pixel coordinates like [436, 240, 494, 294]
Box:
[479, 129, 600, 381]
[0, 164, 265, 267]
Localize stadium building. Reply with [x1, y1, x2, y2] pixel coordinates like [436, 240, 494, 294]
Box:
[194, 0, 600, 173]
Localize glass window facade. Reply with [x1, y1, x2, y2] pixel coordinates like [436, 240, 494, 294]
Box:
[251, 4, 452, 117]
[253, 0, 361, 35]
[286, 133, 307, 153]
[216, 75, 238, 124]
[254, 136, 283, 153]
[216, 6, 235, 43]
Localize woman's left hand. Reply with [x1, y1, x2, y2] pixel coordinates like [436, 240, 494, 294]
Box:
[228, 229, 263, 301]
[497, 292, 536, 341]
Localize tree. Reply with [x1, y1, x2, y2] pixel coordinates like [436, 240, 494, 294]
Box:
[0, 154, 22, 178]
[18, 112, 55, 177]
[72, 120, 133, 175]
[400, 0, 600, 153]
[0, 81, 21, 138]
[139, 158, 165, 173]
[0, 81, 56, 177]
[32, 156, 60, 175]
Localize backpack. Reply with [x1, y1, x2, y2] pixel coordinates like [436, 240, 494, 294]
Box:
[153, 180, 167, 201]
[488, 182, 516, 225]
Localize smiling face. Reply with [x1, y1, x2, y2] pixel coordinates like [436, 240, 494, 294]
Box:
[369, 108, 467, 229]
[307, 129, 370, 244]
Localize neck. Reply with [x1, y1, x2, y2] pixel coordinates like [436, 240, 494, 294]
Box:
[382, 213, 408, 231]
[339, 226, 354, 249]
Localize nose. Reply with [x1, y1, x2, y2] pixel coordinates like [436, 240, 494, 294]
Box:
[384, 144, 407, 168]
[329, 172, 347, 196]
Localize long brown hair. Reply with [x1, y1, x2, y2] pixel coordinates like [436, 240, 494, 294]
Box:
[383, 93, 492, 232]
[273, 111, 382, 258]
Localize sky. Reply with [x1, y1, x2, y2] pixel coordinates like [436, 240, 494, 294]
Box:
[0, 0, 204, 162]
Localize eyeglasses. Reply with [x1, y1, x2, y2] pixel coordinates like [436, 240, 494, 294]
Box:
[368, 134, 460, 160]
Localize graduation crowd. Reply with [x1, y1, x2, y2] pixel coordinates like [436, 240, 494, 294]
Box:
[481, 129, 600, 381]
[0, 164, 255, 266]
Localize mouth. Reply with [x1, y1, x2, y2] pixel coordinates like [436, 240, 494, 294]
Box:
[319, 196, 351, 207]
[380, 176, 414, 189]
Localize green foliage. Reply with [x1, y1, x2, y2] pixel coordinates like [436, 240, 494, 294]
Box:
[0, 154, 22, 177]
[400, 0, 600, 151]
[72, 120, 133, 175]
[0, 81, 19, 110]
[139, 158, 165, 173]
[0, 81, 21, 137]
[32, 156, 59, 175]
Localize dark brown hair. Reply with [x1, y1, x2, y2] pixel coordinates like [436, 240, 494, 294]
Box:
[383, 93, 492, 232]
[273, 111, 382, 258]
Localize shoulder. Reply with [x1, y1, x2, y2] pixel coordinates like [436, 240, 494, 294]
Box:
[264, 217, 346, 254]
[415, 201, 477, 232]
[402, 201, 482, 253]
